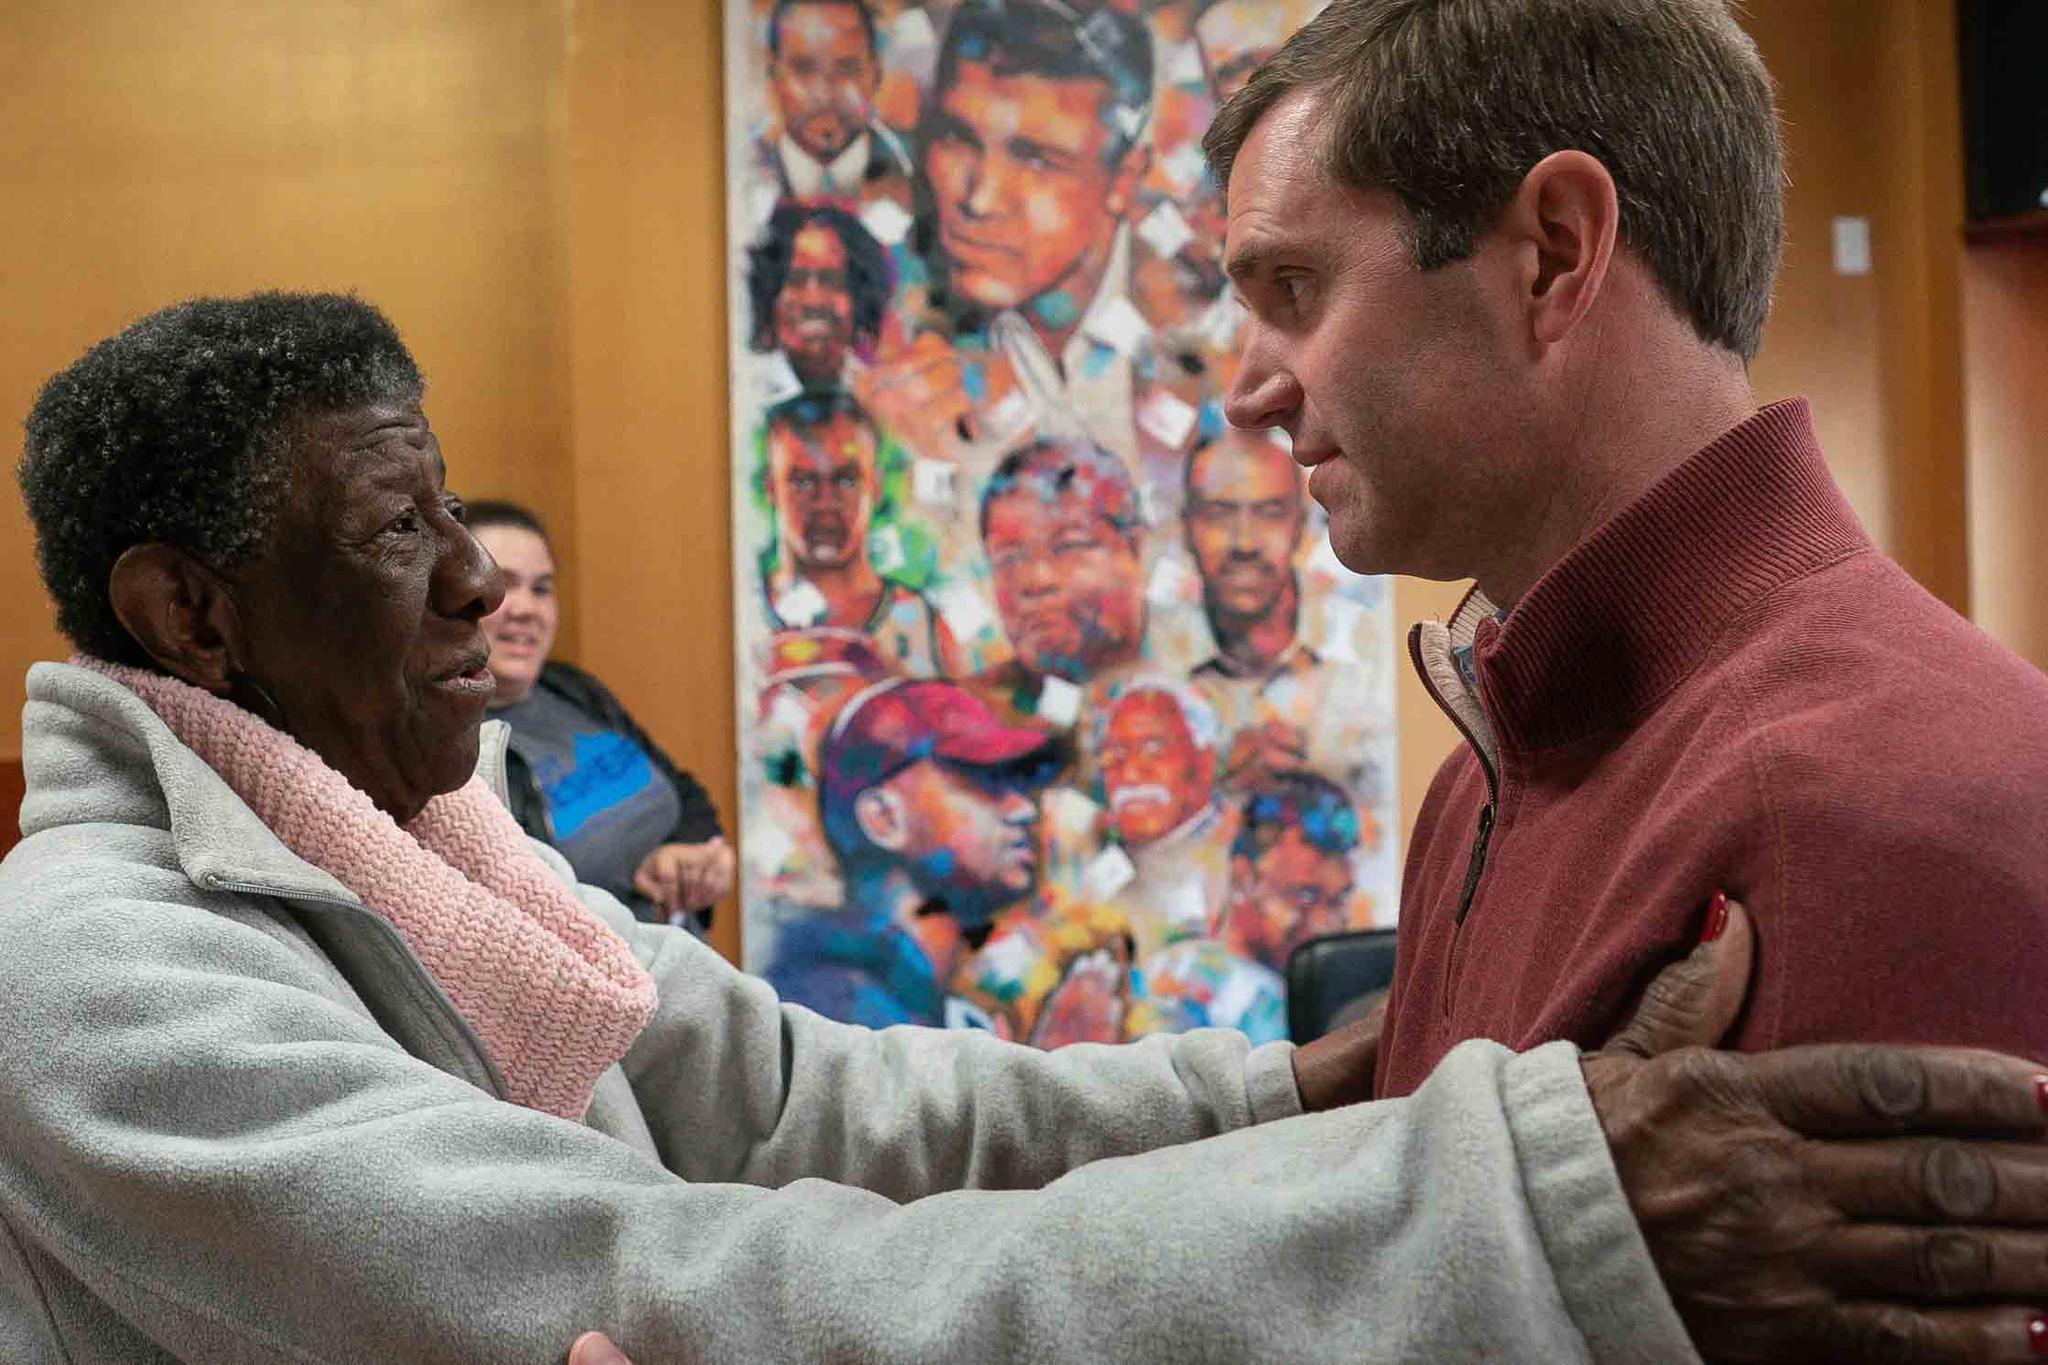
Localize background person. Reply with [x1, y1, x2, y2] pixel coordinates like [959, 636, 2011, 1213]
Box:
[469, 499, 734, 927]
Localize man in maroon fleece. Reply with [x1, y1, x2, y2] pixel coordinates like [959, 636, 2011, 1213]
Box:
[1203, 0, 2048, 1098]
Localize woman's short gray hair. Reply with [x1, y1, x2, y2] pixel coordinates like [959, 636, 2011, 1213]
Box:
[18, 292, 424, 665]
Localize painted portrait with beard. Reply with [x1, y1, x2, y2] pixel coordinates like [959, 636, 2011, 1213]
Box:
[727, 0, 1399, 1048]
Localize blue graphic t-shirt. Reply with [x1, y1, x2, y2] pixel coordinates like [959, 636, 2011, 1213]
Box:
[494, 686, 682, 907]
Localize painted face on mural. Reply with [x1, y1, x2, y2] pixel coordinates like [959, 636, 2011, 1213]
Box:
[923, 60, 1142, 315]
[1186, 430, 1305, 627]
[1099, 690, 1214, 846]
[1229, 824, 1356, 970]
[984, 485, 1145, 682]
[770, 0, 880, 163]
[863, 759, 1042, 922]
[774, 223, 857, 387]
[767, 408, 877, 573]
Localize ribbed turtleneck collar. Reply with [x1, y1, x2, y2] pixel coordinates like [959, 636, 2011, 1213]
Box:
[1462, 398, 1870, 756]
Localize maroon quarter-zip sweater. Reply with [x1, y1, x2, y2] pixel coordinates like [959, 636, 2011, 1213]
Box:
[1377, 399, 2048, 1099]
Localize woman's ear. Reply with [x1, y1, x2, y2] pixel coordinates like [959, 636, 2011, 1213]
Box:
[106, 543, 244, 694]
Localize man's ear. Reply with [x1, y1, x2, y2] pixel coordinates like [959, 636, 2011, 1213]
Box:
[853, 786, 910, 852]
[106, 543, 244, 695]
[1496, 149, 1621, 348]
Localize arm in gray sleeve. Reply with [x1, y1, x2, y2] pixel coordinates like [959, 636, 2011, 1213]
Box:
[615, 919, 1306, 1198]
[0, 868, 1695, 1364]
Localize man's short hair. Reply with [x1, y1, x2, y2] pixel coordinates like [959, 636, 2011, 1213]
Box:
[929, 0, 1155, 163]
[1233, 769, 1361, 863]
[977, 437, 1144, 545]
[1202, 0, 1782, 361]
[745, 202, 895, 357]
[767, 0, 879, 58]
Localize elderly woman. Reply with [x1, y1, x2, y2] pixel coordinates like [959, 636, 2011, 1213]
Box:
[466, 499, 734, 928]
[1, 293, 2040, 1364]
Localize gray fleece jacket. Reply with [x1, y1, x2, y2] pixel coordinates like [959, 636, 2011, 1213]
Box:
[0, 661, 1698, 1363]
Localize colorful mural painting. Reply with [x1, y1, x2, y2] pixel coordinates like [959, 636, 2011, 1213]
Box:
[724, 0, 1400, 1044]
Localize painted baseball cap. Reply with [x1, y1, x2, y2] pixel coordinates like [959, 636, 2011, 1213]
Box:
[819, 678, 1065, 833]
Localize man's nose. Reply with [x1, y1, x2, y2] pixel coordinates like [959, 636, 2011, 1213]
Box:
[1224, 330, 1301, 431]
[999, 789, 1037, 823]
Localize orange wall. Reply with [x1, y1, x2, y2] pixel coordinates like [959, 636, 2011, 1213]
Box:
[0, 0, 580, 761]
[1965, 239, 2048, 670]
[2, 0, 2035, 948]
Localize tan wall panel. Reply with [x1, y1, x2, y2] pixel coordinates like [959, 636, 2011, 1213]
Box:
[0, 0, 578, 759]
[563, 0, 744, 962]
[1964, 241, 2048, 670]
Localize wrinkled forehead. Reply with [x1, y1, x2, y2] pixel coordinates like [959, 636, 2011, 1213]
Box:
[290, 401, 440, 491]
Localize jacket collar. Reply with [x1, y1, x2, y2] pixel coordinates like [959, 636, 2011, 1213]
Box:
[1414, 399, 1870, 761]
[22, 661, 513, 903]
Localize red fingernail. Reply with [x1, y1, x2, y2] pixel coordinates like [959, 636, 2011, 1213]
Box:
[1699, 890, 1729, 944]
[2027, 1314, 2048, 1356]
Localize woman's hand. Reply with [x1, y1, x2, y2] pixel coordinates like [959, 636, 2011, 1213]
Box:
[632, 837, 735, 914]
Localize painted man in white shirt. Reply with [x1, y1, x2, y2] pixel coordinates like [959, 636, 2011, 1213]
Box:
[757, 0, 914, 201]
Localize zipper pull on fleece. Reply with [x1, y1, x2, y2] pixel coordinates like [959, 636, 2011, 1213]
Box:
[1452, 802, 1496, 926]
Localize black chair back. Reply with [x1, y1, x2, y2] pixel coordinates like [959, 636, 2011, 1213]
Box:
[1286, 928, 1400, 1043]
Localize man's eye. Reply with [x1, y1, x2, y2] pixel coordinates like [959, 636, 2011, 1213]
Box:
[387, 514, 419, 535]
[444, 496, 467, 523]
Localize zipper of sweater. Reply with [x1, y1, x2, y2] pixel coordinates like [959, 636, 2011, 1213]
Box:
[1451, 802, 1495, 926]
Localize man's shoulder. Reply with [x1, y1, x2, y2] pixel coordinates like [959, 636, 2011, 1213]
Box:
[1719, 551, 2048, 780]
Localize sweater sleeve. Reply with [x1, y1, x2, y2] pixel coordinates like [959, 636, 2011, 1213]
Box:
[0, 851, 1698, 1363]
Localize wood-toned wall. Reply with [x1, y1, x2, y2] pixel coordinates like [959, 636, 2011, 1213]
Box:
[2, 1, 2040, 950]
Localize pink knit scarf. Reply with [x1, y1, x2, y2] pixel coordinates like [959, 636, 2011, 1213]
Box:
[87, 658, 657, 1119]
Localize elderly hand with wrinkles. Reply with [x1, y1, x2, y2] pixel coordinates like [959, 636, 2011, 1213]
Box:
[573, 899, 2048, 1365]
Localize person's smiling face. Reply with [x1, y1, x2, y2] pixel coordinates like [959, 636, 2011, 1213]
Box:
[229, 402, 503, 820]
[474, 523, 559, 706]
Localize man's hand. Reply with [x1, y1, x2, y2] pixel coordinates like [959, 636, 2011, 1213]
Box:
[1585, 899, 2048, 1362]
[1292, 992, 1387, 1112]
[632, 837, 735, 914]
